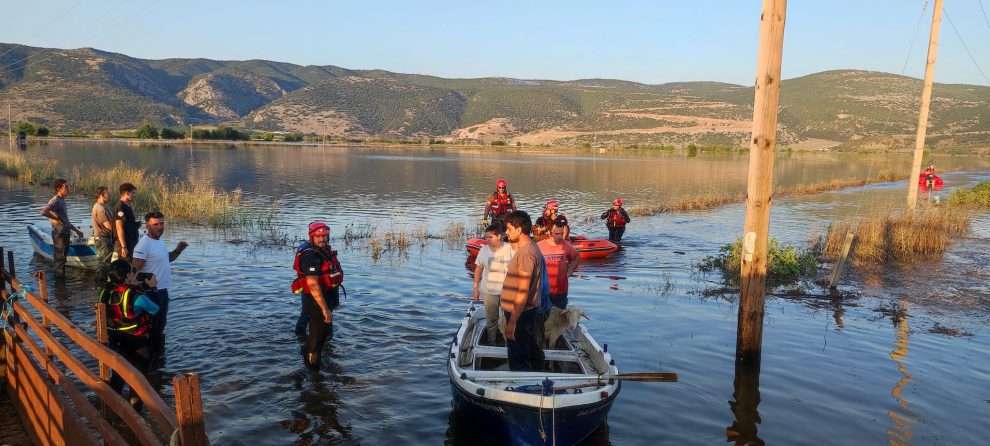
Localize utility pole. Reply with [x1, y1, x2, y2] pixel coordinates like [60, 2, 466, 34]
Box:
[8, 103, 12, 146]
[736, 0, 787, 365]
[906, 0, 943, 211]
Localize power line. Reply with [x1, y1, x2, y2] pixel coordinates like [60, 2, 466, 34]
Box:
[0, 1, 84, 60]
[978, 0, 990, 33]
[942, 7, 990, 86]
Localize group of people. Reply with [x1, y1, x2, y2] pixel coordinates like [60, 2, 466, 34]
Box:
[40, 179, 188, 410]
[472, 210, 580, 371]
[483, 178, 631, 243]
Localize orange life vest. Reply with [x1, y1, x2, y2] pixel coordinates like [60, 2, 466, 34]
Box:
[606, 209, 628, 228]
[291, 243, 344, 294]
[491, 192, 514, 217]
[100, 284, 153, 336]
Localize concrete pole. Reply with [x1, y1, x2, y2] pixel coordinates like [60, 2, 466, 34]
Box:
[737, 0, 787, 365]
[906, 0, 943, 211]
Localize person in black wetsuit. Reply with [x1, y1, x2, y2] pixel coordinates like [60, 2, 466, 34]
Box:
[600, 198, 631, 242]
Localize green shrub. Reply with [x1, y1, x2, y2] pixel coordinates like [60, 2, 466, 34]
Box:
[699, 237, 817, 286]
[283, 132, 304, 142]
[135, 123, 160, 139]
[947, 181, 990, 208]
[160, 127, 184, 139]
[36, 126, 50, 137]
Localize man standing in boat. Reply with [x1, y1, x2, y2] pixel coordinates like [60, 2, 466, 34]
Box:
[600, 198, 631, 242]
[500, 210, 546, 371]
[472, 222, 514, 344]
[132, 211, 188, 360]
[537, 222, 579, 310]
[533, 200, 569, 242]
[91, 186, 114, 282]
[40, 178, 85, 278]
[483, 178, 516, 225]
[113, 183, 140, 260]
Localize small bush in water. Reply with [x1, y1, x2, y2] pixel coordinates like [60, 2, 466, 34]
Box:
[947, 181, 990, 208]
[699, 237, 817, 285]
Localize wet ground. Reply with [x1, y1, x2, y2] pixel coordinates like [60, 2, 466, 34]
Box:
[1, 142, 988, 444]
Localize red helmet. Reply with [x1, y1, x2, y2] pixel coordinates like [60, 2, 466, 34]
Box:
[308, 221, 330, 238]
[614, 198, 623, 206]
[496, 178, 507, 188]
[545, 200, 558, 210]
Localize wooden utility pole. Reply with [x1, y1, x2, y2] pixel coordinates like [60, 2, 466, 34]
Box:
[737, 0, 787, 365]
[906, 0, 944, 211]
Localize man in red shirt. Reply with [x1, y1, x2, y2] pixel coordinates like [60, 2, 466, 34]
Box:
[537, 222, 580, 309]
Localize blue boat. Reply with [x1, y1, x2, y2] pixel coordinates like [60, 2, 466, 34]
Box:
[27, 223, 100, 270]
[448, 303, 620, 445]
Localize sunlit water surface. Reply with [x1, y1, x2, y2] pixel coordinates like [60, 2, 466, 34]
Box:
[1, 141, 988, 445]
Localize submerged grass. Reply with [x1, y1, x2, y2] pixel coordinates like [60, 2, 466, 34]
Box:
[822, 205, 972, 264]
[624, 170, 906, 218]
[0, 150, 269, 229]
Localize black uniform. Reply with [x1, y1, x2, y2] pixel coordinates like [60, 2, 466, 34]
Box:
[112, 200, 139, 259]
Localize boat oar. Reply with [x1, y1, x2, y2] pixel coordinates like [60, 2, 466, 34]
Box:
[611, 372, 678, 382]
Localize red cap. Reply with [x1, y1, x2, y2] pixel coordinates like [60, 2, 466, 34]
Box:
[546, 200, 558, 209]
[308, 221, 330, 237]
[614, 198, 623, 206]
[496, 178, 507, 188]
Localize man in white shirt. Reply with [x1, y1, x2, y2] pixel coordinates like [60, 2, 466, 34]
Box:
[472, 222, 515, 344]
[132, 210, 188, 359]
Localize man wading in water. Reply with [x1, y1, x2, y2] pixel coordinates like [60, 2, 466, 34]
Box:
[291, 222, 344, 371]
[40, 178, 85, 278]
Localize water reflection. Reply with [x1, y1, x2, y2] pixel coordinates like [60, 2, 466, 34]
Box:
[444, 409, 612, 446]
[726, 363, 764, 446]
[887, 299, 913, 446]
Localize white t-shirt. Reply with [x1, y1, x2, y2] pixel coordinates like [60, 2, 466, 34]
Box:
[477, 243, 514, 296]
[133, 234, 171, 289]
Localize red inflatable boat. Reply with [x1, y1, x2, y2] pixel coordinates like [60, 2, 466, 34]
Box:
[465, 234, 618, 259]
[918, 173, 943, 191]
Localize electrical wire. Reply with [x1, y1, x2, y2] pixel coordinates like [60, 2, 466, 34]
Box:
[942, 7, 990, 86]
[0, 0, 83, 60]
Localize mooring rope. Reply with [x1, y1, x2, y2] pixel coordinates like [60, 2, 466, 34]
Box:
[1, 285, 30, 330]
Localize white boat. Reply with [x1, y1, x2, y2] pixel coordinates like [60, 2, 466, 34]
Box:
[27, 223, 100, 270]
[448, 303, 620, 445]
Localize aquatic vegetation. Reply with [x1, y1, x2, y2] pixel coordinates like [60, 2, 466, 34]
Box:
[822, 205, 971, 264]
[698, 237, 818, 286]
[0, 150, 269, 229]
[625, 171, 906, 218]
[947, 180, 990, 208]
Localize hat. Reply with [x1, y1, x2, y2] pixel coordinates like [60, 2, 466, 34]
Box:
[545, 200, 558, 209]
[614, 198, 623, 206]
[496, 178, 507, 188]
[308, 221, 330, 237]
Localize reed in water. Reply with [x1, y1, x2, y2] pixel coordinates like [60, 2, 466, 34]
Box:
[822, 204, 972, 264]
[0, 150, 258, 228]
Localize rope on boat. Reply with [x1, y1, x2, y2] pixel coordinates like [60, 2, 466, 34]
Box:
[1, 285, 30, 330]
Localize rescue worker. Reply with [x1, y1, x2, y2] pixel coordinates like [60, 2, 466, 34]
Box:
[483, 178, 517, 225]
[600, 198, 631, 242]
[291, 221, 344, 370]
[99, 259, 159, 412]
[924, 165, 936, 191]
[40, 178, 85, 278]
[113, 183, 140, 260]
[533, 200, 569, 242]
[91, 186, 114, 282]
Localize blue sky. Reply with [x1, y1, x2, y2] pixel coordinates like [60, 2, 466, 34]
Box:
[3, 0, 990, 86]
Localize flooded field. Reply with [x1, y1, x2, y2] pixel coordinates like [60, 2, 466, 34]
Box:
[1, 141, 989, 445]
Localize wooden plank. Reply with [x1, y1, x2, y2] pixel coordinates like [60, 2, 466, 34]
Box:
[174, 372, 210, 446]
[13, 308, 164, 446]
[829, 232, 856, 288]
[7, 277, 178, 434]
[37, 271, 53, 359]
[737, 0, 787, 365]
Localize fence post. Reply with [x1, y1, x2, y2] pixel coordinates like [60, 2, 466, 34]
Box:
[95, 303, 113, 419]
[0, 246, 5, 292]
[36, 271, 53, 359]
[174, 372, 209, 446]
[7, 250, 14, 278]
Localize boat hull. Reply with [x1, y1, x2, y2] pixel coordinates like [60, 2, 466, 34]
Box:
[450, 378, 617, 446]
[466, 235, 617, 259]
[918, 173, 943, 191]
[27, 224, 100, 270]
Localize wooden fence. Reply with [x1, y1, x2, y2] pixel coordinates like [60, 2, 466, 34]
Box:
[0, 247, 209, 445]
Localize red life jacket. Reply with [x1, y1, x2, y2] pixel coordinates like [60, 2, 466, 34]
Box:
[606, 209, 627, 228]
[100, 284, 153, 336]
[291, 243, 344, 294]
[491, 192, 514, 217]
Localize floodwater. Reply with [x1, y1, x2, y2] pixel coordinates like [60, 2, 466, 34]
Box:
[1, 140, 989, 445]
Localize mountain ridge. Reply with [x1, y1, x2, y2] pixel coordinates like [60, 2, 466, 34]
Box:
[2, 43, 989, 148]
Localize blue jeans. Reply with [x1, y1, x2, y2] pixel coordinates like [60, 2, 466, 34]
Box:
[503, 308, 545, 371]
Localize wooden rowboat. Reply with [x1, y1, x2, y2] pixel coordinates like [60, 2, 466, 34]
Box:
[27, 223, 100, 270]
[448, 302, 620, 445]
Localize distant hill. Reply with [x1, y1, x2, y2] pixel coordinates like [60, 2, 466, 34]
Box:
[2, 43, 989, 149]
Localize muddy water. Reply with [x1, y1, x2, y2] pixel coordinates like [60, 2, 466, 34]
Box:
[1, 141, 989, 445]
